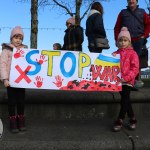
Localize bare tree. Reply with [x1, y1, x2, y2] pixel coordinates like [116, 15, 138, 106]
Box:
[18, 0, 38, 48]
[17, 0, 109, 47]
[39, 0, 109, 25]
[30, 0, 38, 48]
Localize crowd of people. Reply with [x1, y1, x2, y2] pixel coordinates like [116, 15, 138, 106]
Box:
[0, 0, 150, 133]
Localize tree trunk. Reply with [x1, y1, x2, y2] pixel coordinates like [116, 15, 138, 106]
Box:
[30, 0, 38, 48]
[75, 0, 82, 25]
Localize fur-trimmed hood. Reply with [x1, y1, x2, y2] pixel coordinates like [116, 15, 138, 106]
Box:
[87, 9, 100, 18]
[1, 43, 28, 51]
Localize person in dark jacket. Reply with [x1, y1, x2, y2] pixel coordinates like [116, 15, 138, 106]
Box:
[62, 17, 84, 51]
[114, 0, 150, 89]
[85, 2, 107, 53]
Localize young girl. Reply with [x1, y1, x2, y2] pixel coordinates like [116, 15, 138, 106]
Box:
[112, 27, 139, 132]
[0, 26, 28, 133]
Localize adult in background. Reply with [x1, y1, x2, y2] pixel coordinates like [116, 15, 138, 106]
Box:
[62, 17, 84, 51]
[114, 0, 150, 89]
[86, 1, 108, 53]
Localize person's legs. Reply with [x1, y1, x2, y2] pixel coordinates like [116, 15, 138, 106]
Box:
[113, 85, 130, 131]
[7, 87, 19, 133]
[132, 39, 146, 88]
[16, 88, 26, 131]
[16, 88, 25, 115]
[7, 87, 16, 116]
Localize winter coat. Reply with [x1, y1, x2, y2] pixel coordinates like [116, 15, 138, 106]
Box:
[113, 47, 139, 86]
[86, 9, 106, 40]
[114, 6, 150, 41]
[62, 25, 84, 51]
[0, 43, 28, 82]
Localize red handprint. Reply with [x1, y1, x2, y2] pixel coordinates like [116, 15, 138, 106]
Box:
[34, 76, 43, 88]
[14, 49, 25, 58]
[53, 75, 64, 88]
[36, 55, 47, 65]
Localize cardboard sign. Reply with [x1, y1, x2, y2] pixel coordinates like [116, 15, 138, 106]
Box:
[10, 48, 121, 91]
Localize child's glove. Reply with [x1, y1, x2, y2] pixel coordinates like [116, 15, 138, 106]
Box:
[121, 78, 126, 83]
[3, 79, 10, 87]
[112, 52, 117, 57]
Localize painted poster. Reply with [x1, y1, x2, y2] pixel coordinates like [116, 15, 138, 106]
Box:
[10, 48, 121, 91]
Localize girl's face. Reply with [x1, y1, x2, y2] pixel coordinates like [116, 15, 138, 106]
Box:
[11, 34, 23, 47]
[117, 36, 131, 48]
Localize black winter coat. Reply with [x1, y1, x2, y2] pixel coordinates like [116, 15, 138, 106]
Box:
[86, 13, 106, 40]
[62, 25, 84, 51]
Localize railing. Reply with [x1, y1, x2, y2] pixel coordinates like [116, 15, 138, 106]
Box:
[141, 75, 150, 79]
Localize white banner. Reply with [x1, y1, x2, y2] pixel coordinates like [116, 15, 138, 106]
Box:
[10, 48, 121, 91]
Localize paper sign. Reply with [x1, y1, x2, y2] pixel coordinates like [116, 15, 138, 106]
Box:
[10, 48, 121, 91]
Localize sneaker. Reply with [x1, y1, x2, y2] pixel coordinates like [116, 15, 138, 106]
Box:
[9, 116, 19, 133]
[128, 119, 137, 130]
[17, 115, 26, 131]
[134, 80, 144, 88]
[113, 119, 123, 132]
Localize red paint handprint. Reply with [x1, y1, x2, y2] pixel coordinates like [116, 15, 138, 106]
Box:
[14, 49, 25, 58]
[36, 55, 47, 65]
[34, 76, 43, 88]
[53, 75, 64, 88]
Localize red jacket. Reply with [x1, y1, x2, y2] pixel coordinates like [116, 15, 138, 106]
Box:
[113, 47, 139, 86]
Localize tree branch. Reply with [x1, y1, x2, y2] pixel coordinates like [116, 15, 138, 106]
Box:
[52, 0, 73, 16]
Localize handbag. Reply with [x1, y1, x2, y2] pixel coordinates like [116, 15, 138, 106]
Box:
[94, 38, 110, 49]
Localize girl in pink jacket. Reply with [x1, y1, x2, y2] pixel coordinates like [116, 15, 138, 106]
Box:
[112, 27, 139, 132]
[0, 26, 27, 133]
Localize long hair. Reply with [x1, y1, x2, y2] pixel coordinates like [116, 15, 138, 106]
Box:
[91, 2, 104, 15]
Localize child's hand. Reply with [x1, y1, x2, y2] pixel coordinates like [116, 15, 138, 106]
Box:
[4, 80, 10, 87]
[121, 78, 126, 83]
[112, 52, 117, 57]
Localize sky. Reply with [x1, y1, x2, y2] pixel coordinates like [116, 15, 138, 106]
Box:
[0, 0, 150, 66]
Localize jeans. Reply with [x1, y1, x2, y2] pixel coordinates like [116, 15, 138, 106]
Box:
[132, 38, 147, 57]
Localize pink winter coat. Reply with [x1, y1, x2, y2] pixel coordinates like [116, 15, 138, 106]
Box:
[0, 43, 27, 82]
[113, 47, 139, 86]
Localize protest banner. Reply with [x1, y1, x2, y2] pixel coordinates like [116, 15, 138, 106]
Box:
[10, 48, 121, 91]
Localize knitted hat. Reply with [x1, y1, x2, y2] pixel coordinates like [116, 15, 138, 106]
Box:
[118, 27, 131, 42]
[66, 17, 75, 25]
[10, 26, 24, 39]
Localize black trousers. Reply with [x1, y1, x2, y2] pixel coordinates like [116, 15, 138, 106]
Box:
[7, 87, 25, 116]
[118, 85, 134, 120]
